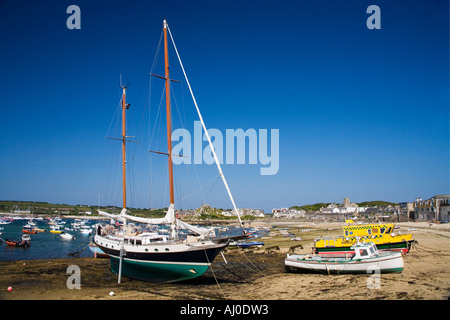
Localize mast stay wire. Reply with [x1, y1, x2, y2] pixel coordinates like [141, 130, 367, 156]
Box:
[167, 24, 244, 230]
[169, 80, 210, 207]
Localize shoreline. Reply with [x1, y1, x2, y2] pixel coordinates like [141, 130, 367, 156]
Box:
[1, 221, 449, 300]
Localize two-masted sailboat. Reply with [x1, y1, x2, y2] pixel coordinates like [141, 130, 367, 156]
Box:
[94, 20, 246, 283]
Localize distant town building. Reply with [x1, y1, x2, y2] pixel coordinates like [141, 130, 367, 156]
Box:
[413, 195, 450, 222]
[398, 202, 414, 222]
[319, 198, 362, 215]
[237, 208, 265, 217]
[271, 207, 305, 219]
[272, 208, 289, 218]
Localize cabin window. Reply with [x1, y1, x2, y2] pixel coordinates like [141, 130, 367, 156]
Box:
[386, 227, 392, 234]
[345, 230, 349, 236]
[380, 228, 386, 234]
[360, 249, 368, 256]
[367, 229, 372, 235]
[369, 246, 375, 254]
[165, 248, 170, 252]
[136, 240, 142, 245]
[154, 249, 158, 252]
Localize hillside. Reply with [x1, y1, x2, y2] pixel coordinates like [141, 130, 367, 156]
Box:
[290, 200, 398, 212]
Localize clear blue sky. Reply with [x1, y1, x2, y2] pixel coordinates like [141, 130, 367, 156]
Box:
[0, 0, 448, 212]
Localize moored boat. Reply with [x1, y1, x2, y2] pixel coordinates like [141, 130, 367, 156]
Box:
[22, 224, 38, 234]
[50, 225, 63, 233]
[237, 241, 264, 248]
[94, 20, 247, 283]
[0, 219, 12, 225]
[313, 221, 415, 255]
[80, 226, 93, 235]
[60, 232, 75, 240]
[5, 234, 31, 248]
[285, 242, 404, 274]
[89, 241, 109, 258]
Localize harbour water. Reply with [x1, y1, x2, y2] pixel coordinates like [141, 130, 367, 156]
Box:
[0, 219, 95, 261]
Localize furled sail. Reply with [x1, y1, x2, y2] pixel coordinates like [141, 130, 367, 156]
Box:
[176, 219, 215, 238]
[98, 205, 212, 237]
[98, 209, 127, 223]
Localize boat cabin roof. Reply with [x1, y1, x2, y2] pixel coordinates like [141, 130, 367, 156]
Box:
[350, 242, 379, 259]
[123, 233, 169, 245]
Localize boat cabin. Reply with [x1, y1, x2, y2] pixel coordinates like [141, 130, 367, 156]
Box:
[123, 233, 169, 246]
[350, 242, 379, 260]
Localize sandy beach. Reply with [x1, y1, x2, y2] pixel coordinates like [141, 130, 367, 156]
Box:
[1, 221, 449, 300]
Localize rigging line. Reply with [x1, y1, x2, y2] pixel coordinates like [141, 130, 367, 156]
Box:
[148, 86, 166, 151]
[173, 167, 185, 209]
[203, 175, 221, 203]
[240, 250, 302, 296]
[177, 174, 221, 204]
[146, 29, 164, 147]
[150, 29, 164, 77]
[203, 247, 227, 300]
[194, 161, 207, 204]
[167, 25, 243, 229]
[105, 97, 123, 139]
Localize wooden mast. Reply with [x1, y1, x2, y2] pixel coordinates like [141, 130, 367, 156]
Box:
[163, 19, 175, 206]
[121, 85, 128, 209]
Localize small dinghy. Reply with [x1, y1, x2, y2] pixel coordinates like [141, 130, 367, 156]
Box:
[5, 234, 31, 248]
[285, 242, 404, 274]
[237, 241, 264, 248]
[60, 232, 75, 240]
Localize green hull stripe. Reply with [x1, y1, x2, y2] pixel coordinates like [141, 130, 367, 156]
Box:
[109, 257, 211, 283]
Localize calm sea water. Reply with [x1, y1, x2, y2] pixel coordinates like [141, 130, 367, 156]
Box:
[0, 219, 95, 261]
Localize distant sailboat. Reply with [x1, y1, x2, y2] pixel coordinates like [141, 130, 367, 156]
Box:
[94, 20, 247, 283]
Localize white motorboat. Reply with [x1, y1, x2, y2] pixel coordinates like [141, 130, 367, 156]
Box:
[285, 242, 404, 274]
[80, 227, 93, 235]
[60, 232, 75, 240]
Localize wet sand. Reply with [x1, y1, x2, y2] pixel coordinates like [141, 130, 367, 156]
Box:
[1, 222, 449, 300]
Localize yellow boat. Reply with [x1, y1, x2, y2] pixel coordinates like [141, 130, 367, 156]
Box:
[50, 226, 63, 233]
[313, 221, 414, 255]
